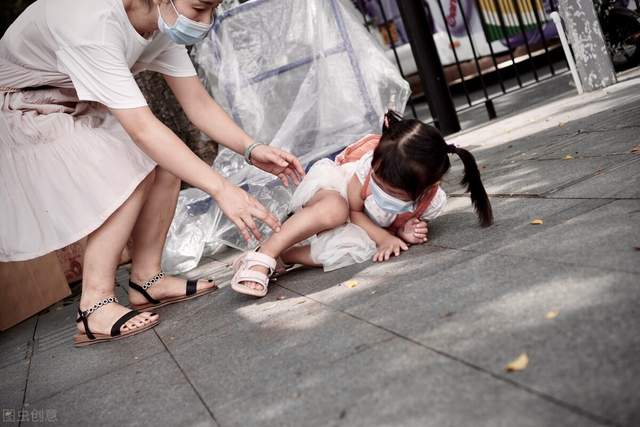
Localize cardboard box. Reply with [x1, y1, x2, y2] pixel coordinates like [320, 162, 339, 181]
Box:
[0, 253, 71, 331]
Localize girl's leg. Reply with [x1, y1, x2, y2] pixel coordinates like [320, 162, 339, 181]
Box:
[128, 167, 215, 306]
[280, 244, 318, 267]
[241, 190, 349, 290]
[79, 170, 159, 336]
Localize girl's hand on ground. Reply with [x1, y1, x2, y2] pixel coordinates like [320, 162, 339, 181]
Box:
[373, 234, 409, 262]
[397, 218, 429, 244]
[249, 145, 305, 187]
[214, 181, 281, 241]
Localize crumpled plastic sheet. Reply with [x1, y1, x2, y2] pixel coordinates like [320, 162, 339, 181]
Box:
[162, 0, 410, 274]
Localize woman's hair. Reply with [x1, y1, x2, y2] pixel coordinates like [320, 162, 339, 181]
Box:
[372, 110, 493, 227]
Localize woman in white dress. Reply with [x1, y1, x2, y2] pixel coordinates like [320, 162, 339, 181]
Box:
[0, 0, 304, 346]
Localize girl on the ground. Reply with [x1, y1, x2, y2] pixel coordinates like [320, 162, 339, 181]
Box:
[231, 111, 493, 297]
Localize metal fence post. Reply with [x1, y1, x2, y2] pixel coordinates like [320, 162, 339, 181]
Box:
[396, 0, 460, 135]
[556, 0, 616, 91]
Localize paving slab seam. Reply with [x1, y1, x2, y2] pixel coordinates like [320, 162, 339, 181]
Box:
[17, 316, 38, 427]
[544, 157, 640, 197]
[153, 329, 220, 427]
[274, 283, 621, 427]
[427, 243, 638, 275]
[22, 348, 168, 407]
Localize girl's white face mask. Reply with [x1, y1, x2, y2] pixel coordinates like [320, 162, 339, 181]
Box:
[369, 176, 415, 214]
[158, 0, 213, 45]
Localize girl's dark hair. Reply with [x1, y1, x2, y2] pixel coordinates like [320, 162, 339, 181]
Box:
[372, 110, 493, 227]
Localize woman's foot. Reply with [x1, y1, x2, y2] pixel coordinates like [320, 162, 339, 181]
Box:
[128, 269, 217, 308]
[76, 297, 158, 337]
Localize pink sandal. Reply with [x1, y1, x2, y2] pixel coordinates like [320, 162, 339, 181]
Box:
[231, 251, 277, 297]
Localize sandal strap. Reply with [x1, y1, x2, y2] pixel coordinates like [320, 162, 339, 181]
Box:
[110, 309, 141, 337]
[141, 271, 165, 290]
[128, 281, 161, 304]
[75, 296, 119, 341]
[128, 271, 165, 304]
[234, 270, 269, 291]
[238, 251, 277, 275]
[186, 279, 198, 296]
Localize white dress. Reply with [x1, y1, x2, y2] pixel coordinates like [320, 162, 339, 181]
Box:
[0, 0, 197, 261]
[290, 151, 448, 271]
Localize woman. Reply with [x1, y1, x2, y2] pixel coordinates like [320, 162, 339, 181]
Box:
[0, 0, 304, 346]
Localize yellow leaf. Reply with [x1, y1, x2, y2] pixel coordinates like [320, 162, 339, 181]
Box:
[545, 310, 559, 319]
[505, 353, 529, 372]
[563, 154, 574, 160]
[530, 219, 544, 225]
[342, 280, 358, 289]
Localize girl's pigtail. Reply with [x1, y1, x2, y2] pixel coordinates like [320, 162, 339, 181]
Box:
[448, 144, 493, 227]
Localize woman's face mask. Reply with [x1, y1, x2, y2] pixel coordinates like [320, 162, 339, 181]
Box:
[369, 176, 415, 214]
[158, 0, 214, 45]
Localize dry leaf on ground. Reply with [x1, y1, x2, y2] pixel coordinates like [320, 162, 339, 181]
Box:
[342, 280, 358, 289]
[505, 353, 529, 372]
[631, 144, 640, 154]
[545, 310, 559, 319]
[563, 154, 574, 160]
[530, 219, 544, 225]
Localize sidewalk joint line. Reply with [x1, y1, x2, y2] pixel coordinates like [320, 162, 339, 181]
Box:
[278, 283, 620, 427]
[154, 330, 220, 427]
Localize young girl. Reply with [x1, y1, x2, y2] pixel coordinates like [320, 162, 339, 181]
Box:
[231, 111, 493, 297]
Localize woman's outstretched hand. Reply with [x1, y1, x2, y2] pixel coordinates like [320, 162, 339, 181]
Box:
[213, 180, 281, 242]
[249, 144, 305, 187]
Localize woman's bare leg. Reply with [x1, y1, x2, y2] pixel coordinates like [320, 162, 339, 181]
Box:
[79, 170, 159, 336]
[128, 167, 215, 305]
[241, 190, 348, 290]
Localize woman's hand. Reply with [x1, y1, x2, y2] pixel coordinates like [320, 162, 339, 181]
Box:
[213, 180, 281, 242]
[397, 218, 429, 244]
[249, 144, 305, 187]
[373, 233, 409, 262]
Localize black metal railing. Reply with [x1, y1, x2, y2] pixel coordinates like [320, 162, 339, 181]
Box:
[353, 0, 570, 127]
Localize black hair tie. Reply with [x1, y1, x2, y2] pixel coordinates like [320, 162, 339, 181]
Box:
[446, 144, 457, 154]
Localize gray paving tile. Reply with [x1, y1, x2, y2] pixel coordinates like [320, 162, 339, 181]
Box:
[442, 156, 618, 197]
[26, 325, 165, 403]
[549, 157, 640, 199]
[429, 196, 609, 253]
[0, 360, 29, 413]
[167, 297, 394, 413]
[210, 338, 603, 427]
[277, 245, 478, 310]
[0, 317, 36, 369]
[494, 199, 640, 273]
[22, 352, 215, 427]
[334, 253, 638, 426]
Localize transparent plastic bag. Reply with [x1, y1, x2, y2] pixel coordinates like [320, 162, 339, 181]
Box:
[162, 0, 410, 273]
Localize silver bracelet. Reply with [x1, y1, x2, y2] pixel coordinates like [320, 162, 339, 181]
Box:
[244, 142, 265, 165]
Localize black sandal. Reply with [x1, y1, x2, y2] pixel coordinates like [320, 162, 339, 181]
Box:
[74, 296, 158, 347]
[128, 271, 218, 312]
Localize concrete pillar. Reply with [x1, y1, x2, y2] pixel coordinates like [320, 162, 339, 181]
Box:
[557, 0, 617, 91]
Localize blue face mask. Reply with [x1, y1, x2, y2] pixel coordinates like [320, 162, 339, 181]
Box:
[369, 177, 415, 214]
[158, 0, 213, 45]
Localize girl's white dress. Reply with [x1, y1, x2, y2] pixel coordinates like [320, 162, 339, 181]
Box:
[289, 151, 448, 271]
[0, 0, 197, 261]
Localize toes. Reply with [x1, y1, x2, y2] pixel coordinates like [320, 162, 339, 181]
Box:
[198, 278, 218, 292]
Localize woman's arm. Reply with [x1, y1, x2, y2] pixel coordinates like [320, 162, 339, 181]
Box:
[163, 75, 252, 155]
[111, 106, 279, 241]
[163, 75, 304, 186]
[347, 175, 408, 261]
